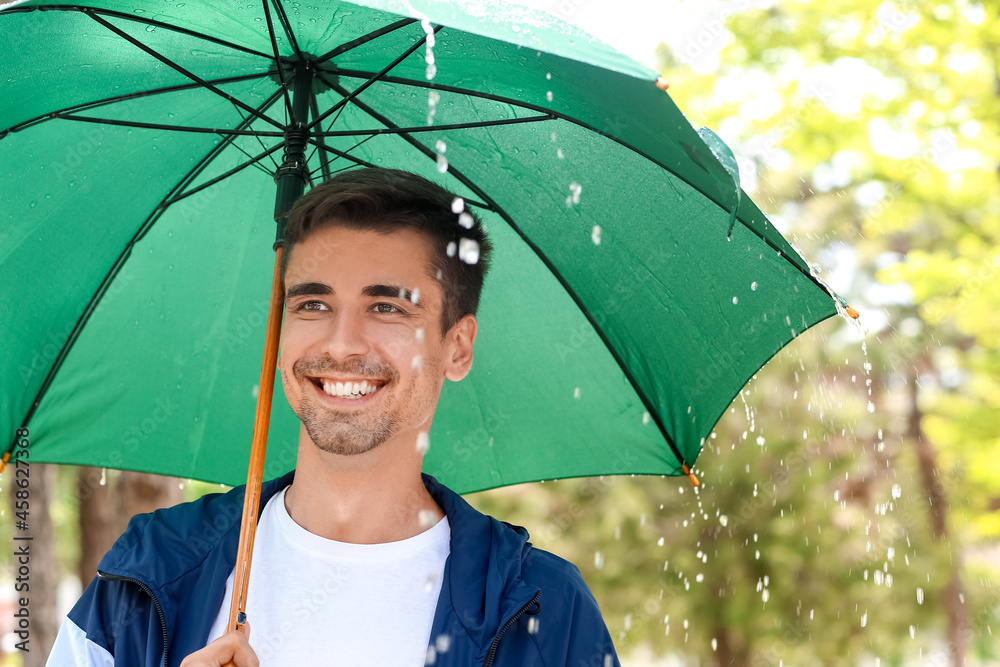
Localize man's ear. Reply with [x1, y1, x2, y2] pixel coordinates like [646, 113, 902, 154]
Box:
[444, 314, 477, 381]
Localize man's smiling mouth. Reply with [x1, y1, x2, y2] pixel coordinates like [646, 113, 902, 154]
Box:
[311, 377, 385, 399]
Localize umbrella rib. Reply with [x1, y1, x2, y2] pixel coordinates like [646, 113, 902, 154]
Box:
[270, 0, 303, 59]
[9, 5, 275, 60]
[337, 91, 691, 468]
[50, 113, 287, 136]
[5, 89, 286, 460]
[314, 18, 418, 64]
[86, 10, 286, 131]
[261, 0, 294, 123]
[306, 25, 442, 132]
[0, 73, 271, 137]
[311, 116, 552, 136]
[306, 133, 379, 174]
[331, 70, 828, 293]
[166, 142, 284, 207]
[309, 95, 332, 181]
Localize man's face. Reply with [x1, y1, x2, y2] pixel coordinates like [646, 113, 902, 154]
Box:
[278, 225, 475, 457]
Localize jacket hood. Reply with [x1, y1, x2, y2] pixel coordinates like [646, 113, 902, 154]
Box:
[422, 474, 541, 651]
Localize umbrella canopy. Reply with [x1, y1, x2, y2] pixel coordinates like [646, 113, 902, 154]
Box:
[0, 0, 839, 493]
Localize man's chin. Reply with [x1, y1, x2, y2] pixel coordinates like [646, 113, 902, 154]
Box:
[301, 417, 394, 457]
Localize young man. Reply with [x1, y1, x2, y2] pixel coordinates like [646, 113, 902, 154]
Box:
[48, 168, 620, 667]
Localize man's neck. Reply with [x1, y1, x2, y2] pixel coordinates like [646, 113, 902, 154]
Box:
[283, 429, 445, 544]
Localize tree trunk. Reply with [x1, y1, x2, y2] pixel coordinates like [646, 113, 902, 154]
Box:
[908, 371, 966, 667]
[14, 463, 60, 667]
[77, 467, 118, 588]
[116, 471, 184, 530]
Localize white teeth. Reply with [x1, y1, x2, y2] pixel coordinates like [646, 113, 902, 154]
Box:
[320, 380, 380, 398]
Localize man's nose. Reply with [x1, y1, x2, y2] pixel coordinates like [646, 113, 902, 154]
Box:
[320, 309, 369, 359]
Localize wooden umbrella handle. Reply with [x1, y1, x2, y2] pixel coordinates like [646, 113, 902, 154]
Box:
[222, 247, 285, 664]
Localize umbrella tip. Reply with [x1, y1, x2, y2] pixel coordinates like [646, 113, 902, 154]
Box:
[656, 77, 670, 91]
[0, 451, 9, 475]
[681, 464, 700, 488]
[845, 304, 860, 319]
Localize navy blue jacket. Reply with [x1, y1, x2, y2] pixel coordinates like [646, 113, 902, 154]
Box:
[51, 472, 620, 666]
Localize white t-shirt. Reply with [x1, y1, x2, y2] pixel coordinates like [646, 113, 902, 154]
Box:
[206, 488, 450, 666]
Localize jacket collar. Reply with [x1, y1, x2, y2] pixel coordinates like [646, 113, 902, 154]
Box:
[99, 470, 540, 652]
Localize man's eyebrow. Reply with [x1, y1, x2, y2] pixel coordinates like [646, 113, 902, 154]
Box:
[285, 282, 332, 300]
[363, 284, 424, 308]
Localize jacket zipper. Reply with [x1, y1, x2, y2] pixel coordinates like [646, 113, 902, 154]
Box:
[97, 570, 169, 667]
[482, 591, 541, 667]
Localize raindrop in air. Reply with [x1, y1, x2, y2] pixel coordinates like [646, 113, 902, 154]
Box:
[458, 238, 480, 264]
[451, 197, 464, 213]
[458, 212, 474, 229]
[415, 431, 429, 454]
[916, 588, 924, 604]
[719, 515, 728, 526]
[594, 551, 604, 569]
[591, 225, 602, 245]
[546, 90, 553, 102]
[566, 181, 582, 207]
[751, 281, 758, 290]
[446, 241, 456, 257]
[574, 387, 581, 399]
[436, 154, 448, 173]
[892, 484, 902, 498]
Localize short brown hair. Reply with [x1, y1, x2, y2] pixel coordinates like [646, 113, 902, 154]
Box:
[281, 168, 493, 333]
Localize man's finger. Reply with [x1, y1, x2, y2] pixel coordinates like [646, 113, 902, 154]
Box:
[180, 623, 259, 667]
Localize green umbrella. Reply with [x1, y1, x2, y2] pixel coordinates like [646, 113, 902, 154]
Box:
[1, 0, 843, 494]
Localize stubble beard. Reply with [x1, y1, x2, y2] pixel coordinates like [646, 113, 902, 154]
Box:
[288, 356, 401, 456]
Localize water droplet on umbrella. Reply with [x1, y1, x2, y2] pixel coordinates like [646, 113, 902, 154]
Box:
[436, 154, 448, 173]
[732, 296, 739, 305]
[591, 225, 601, 245]
[557, 148, 565, 159]
[435, 139, 447, 153]
[642, 412, 650, 425]
[458, 238, 479, 264]
[146, 25, 155, 31]
[415, 431, 429, 454]
[546, 72, 552, 80]
[546, 90, 553, 102]
[451, 197, 464, 213]
[458, 212, 474, 229]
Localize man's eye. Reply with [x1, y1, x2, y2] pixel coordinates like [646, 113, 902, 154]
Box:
[372, 303, 401, 314]
[298, 301, 329, 312]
